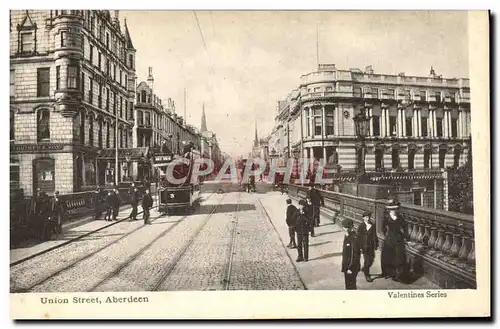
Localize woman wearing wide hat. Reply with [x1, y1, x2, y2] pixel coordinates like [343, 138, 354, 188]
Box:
[380, 198, 407, 281]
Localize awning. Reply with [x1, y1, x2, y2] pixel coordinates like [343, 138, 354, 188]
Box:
[97, 147, 150, 161]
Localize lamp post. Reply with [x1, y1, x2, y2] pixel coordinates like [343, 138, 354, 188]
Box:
[353, 103, 370, 182]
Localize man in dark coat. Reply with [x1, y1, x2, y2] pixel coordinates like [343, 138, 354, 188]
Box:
[142, 188, 153, 225]
[112, 188, 121, 221]
[94, 187, 106, 220]
[341, 218, 361, 290]
[296, 199, 312, 262]
[50, 191, 64, 235]
[357, 211, 378, 282]
[105, 191, 114, 221]
[129, 183, 139, 220]
[285, 199, 298, 249]
[305, 197, 315, 237]
[308, 186, 325, 227]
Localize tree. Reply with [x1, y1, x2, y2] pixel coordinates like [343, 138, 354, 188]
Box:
[447, 144, 474, 215]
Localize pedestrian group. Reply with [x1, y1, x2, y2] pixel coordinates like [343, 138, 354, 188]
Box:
[285, 188, 408, 290]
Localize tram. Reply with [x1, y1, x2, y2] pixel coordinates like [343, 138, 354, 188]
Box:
[154, 142, 202, 214]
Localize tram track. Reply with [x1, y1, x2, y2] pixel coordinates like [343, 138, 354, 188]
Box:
[11, 203, 156, 267]
[221, 192, 241, 290]
[151, 192, 241, 291]
[11, 193, 215, 293]
[88, 193, 222, 292]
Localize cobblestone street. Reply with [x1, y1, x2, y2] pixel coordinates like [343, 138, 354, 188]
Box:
[11, 184, 441, 292]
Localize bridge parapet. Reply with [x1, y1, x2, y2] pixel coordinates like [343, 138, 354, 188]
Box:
[288, 184, 476, 289]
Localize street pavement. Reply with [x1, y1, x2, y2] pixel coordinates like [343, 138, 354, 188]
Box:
[10, 198, 156, 264]
[260, 191, 439, 290]
[11, 186, 439, 292]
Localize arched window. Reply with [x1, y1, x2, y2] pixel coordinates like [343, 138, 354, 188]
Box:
[392, 148, 400, 169]
[138, 110, 143, 125]
[119, 127, 123, 148]
[141, 90, 146, 103]
[106, 121, 110, 148]
[10, 111, 14, 141]
[98, 118, 103, 148]
[37, 109, 50, 142]
[88, 116, 94, 146]
[79, 112, 85, 144]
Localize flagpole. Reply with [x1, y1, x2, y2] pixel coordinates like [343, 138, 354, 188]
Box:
[316, 24, 320, 67]
[184, 88, 187, 125]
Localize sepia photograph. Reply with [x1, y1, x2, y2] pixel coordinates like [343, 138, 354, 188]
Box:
[8, 8, 490, 319]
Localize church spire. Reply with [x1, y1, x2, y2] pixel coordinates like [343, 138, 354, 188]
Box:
[254, 121, 259, 147]
[201, 103, 207, 132]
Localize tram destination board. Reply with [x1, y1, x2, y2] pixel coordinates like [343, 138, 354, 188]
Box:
[155, 155, 173, 162]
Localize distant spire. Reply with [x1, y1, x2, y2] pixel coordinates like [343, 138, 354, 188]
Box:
[201, 103, 207, 132]
[254, 121, 259, 147]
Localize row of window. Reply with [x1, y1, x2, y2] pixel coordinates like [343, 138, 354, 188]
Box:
[18, 109, 131, 148]
[307, 86, 459, 103]
[82, 11, 133, 69]
[303, 111, 459, 138]
[87, 43, 129, 90]
[86, 77, 132, 121]
[369, 148, 462, 170]
[136, 109, 182, 132]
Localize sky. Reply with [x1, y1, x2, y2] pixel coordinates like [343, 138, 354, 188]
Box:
[121, 10, 469, 157]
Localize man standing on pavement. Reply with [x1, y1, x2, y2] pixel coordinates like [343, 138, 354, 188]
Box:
[105, 190, 114, 221]
[142, 188, 153, 225]
[308, 185, 325, 227]
[296, 199, 312, 262]
[112, 188, 121, 221]
[50, 191, 64, 235]
[285, 199, 298, 249]
[341, 218, 361, 290]
[305, 196, 315, 237]
[129, 183, 139, 220]
[357, 211, 378, 282]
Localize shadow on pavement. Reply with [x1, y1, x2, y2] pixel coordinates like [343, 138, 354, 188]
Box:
[309, 251, 343, 261]
[309, 241, 332, 247]
[314, 230, 342, 237]
[197, 203, 256, 215]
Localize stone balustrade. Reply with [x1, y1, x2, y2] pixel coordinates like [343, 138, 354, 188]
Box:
[287, 184, 476, 289]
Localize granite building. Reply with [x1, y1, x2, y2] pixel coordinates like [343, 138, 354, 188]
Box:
[10, 10, 136, 196]
[272, 64, 471, 209]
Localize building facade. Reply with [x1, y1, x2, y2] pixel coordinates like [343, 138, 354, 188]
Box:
[271, 64, 471, 209]
[133, 67, 202, 180]
[10, 10, 137, 196]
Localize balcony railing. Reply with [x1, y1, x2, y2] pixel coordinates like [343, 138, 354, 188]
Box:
[287, 184, 476, 289]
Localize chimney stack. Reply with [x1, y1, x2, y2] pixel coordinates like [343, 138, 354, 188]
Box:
[147, 67, 154, 91]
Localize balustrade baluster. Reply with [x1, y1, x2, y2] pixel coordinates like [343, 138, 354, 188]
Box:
[428, 226, 438, 248]
[458, 236, 471, 261]
[416, 221, 425, 243]
[449, 233, 462, 258]
[441, 230, 453, 254]
[406, 221, 414, 240]
[466, 240, 475, 266]
[423, 225, 431, 245]
[434, 226, 446, 252]
[409, 219, 419, 242]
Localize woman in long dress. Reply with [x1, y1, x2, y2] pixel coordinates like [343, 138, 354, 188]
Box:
[381, 199, 407, 281]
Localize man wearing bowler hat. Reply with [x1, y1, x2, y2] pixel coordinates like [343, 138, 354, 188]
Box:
[357, 211, 378, 282]
[341, 218, 361, 290]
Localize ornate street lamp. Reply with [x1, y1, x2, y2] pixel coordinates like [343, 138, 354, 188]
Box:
[353, 104, 370, 179]
[270, 148, 277, 158]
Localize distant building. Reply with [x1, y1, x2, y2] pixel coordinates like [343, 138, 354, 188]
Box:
[134, 67, 201, 181]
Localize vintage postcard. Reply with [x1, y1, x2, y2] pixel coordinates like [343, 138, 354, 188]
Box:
[8, 9, 490, 319]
